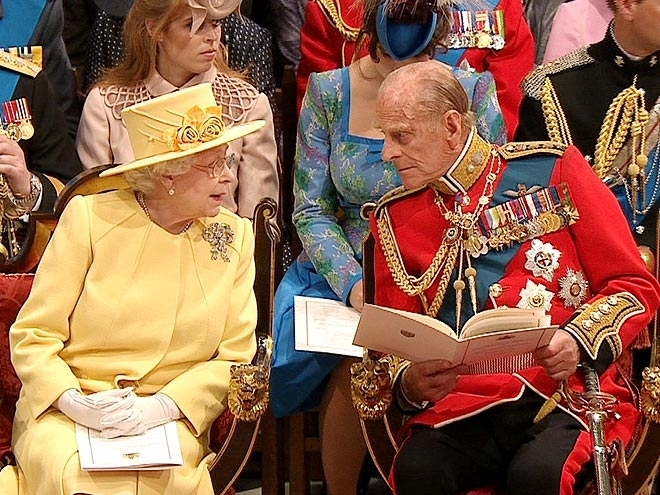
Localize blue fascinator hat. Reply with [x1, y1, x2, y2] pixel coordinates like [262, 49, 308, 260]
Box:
[376, 0, 439, 61]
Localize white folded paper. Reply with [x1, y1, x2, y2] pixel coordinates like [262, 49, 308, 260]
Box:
[76, 421, 183, 471]
[294, 295, 363, 358]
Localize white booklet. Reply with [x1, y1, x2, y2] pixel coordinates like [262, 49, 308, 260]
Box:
[76, 421, 183, 471]
[294, 295, 363, 358]
[353, 304, 558, 369]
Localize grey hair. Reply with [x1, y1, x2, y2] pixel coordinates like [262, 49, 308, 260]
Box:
[417, 74, 476, 131]
[123, 155, 194, 194]
[382, 61, 476, 132]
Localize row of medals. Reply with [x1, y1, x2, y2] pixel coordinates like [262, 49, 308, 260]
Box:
[0, 120, 34, 141]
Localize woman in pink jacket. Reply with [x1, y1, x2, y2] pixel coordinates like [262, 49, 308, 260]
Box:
[76, 0, 279, 219]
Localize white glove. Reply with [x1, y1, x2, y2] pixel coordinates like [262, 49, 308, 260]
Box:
[100, 393, 181, 439]
[55, 388, 137, 431]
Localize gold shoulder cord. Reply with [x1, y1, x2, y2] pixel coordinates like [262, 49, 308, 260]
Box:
[593, 78, 648, 181]
[541, 79, 573, 146]
[376, 206, 459, 317]
[316, 0, 360, 42]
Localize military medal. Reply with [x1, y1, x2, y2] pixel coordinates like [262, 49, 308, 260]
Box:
[524, 239, 561, 282]
[448, 9, 506, 50]
[477, 184, 578, 251]
[474, 11, 492, 49]
[9, 45, 43, 68]
[17, 98, 34, 139]
[1, 98, 34, 141]
[203, 222, 235, 261]
[489, 10, 506, 50]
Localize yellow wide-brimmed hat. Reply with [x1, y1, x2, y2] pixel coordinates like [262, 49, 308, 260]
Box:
[100, 82, 265, 177]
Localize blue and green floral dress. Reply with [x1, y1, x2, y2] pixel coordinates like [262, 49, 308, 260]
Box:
[270, 66, 506, 418]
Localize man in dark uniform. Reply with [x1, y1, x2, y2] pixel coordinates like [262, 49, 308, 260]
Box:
[516, 0, 660, 249]
[1, 0, 79, 138]
[367, 60, 660, 495]
[0, 50, 82, 260]
[0, 51, 82, 210]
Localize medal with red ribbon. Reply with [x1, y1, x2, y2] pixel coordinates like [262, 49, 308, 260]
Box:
[1, 98, 34, 141]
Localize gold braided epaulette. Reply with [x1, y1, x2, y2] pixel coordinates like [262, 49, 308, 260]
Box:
[563, 292, 645, 360]
[497, 141, 567, 160]
[317, 0, 361, 42]
[372, 185, 424, 217]
[521, 47, 594, 100]
[0, 50, 41, 78]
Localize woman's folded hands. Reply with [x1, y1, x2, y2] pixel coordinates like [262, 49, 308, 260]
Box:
[55, 388, 181, 438]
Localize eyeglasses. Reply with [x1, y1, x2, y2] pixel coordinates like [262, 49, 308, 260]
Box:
[192, 153, 235, 178]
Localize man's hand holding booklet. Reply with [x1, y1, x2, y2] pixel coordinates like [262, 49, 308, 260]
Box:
[352, 304, 558, 373]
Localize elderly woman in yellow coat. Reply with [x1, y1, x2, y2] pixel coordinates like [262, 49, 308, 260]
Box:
[0, 82, 265, 495]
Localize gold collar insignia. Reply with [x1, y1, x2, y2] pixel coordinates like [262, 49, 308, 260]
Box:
[431, 130, 491, 195]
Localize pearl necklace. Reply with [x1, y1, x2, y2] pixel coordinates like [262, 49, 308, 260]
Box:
[136, 191, 193, 235]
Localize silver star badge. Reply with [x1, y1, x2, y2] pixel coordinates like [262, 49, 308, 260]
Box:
[558, 268, 589, 309]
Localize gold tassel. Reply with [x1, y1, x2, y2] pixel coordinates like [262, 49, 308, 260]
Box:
[465, 266, 478, 314]
[534, 387, 565, 423]
[454, 279, 465, 332]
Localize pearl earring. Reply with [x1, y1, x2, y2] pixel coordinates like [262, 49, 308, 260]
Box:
[168, 187, 175, 196]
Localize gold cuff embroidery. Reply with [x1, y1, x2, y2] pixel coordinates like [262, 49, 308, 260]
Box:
[564, 292, 645, 360]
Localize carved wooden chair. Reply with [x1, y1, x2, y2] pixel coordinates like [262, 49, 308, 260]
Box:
[281, 64, 328, 495]
[0, 166, 280, 495]
[351, 228, 660, 495]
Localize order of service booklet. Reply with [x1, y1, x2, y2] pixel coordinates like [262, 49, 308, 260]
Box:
[76, 421, 183, 471]
[294, 295, 363, 358]
[352, 304, 558, 371]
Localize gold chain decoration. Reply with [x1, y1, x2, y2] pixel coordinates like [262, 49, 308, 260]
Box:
[425, 245, 460, 318]
[377, 208, 457, 296]
[376, 148, 502, 321]
[317, 0, 361, 42]
[376, 205, 461, 317]
[541, 79, 573, 146]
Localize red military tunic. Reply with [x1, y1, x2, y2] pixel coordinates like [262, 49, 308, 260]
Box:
[370, 134, 660, 494]
[296, 0, 535, 138]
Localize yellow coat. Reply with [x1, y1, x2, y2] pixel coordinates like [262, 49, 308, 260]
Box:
[2, 189, 257, 495]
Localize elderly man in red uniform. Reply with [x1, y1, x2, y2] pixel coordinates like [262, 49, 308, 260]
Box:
[368, 59, 660, 495]
[297, 0, 535, 138]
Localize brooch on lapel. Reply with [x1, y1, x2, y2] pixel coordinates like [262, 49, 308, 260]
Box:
[203, 223, 235, 261]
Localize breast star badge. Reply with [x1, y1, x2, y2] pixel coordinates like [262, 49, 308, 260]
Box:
[524, 239, 561, 282]
[558, 268, 589, 309]
[517, 280, 554, 312]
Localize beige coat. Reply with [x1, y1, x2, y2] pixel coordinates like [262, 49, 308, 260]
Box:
[1, 190, 257, 494]
[76, 68, 279, 218]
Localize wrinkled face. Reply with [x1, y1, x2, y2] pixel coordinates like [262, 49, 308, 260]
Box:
[376, 88, 455, 190]
[156, 7, 221, 84]
[628, 0, 660, 55]
[170, 145, 233, 219]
